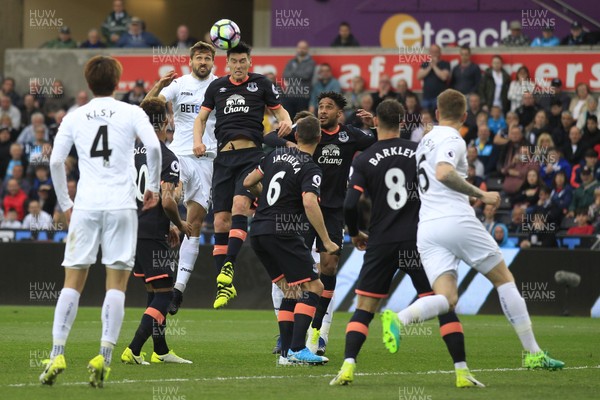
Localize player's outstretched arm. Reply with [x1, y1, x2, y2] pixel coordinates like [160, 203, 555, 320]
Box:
[143, 70, 177, 103]
[271, 106, 293, 137]
[193, 108, 210, 157]
[303, 192, 340, 255]
[436, 162, 500, 207]
[162, 181, 191, 237]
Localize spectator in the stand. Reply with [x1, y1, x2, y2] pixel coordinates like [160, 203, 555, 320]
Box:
[101, 0, 131, 46]
[20, 94, 41, 129]
[402, 93, 421, 139]
[117, 17, 161, 48]
[577, 96, 598, 130]
[501, 21, 531, 46]
[465, 93, 482, 138]
[561, 21, 592, 45]
[450, 45, 481, 95]
[2, 178, 27, 220]
[487, 105, 507, 135]
[531, 25, 560, 47]
[67, 91, 89, 114]
[467, 146, 485, 177]
[568, 166, 599, 217]
[27, 80, 45, 110]
[583, 115, 600, 147]
[538, 78, 571, 113]
[479, 55, 510, 113]
[121, 79, 146, 106]
[1, 78, 21, 108]
[516, 91, 539, 131]
[79, 29, 107, 48]
[525, 109, 549, 145]
[36, 184, 57, 216]
[502, 145, 535, 196]
[417, 44, 450, 111]
[552, 111, 575, 148]
[171, 25, 197, 49]
[550, 170, 573, 217]
[528, 185, 561, 223]
[4, 164, 30, 195]
[282, 40, 315, 119]
[309, 63, 341, 114]
[466, 163, 487, 211]
[17, 113, 48, 147]
[569, 83, 592, 121]
[395, 79, 414, 105]
[547, 99, 563, 131]
[343, 76, 367, 120]
[508, 66, 535, 112]
[0, 127, 11, 179]
[410, 110, 433, 143]
[512, 168, 543, 207]
[493, 111, 519, 146]
[21, 200, 54, 231]
[497, 124, 527, 177]
[42, 26, 77, 49]
[588, 188, 600, 232]
[519, 212, 558, 248]
[540, 147, 571, 187]
[48, 110, 66, 143]
[471, 125, 495, 174]
[0, 208, 21, 228]
[570, 149, 600, 189]
[331, 22, 360, 47]
[26, 125, 52, 171]
[508, 205, 526, 233]
[5, 143, 25, 179]
[492, 223, 510, 247]
[563, 126, 588, 165]
[567, 209, 594, 235]
[351, 94, 374, 133]
[482, 203, 497, 233]
[41, 80, 72, 120]
[0, 96, 21, 131]
[371, 75, 396, 110]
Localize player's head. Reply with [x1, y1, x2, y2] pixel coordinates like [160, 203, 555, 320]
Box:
[293, 110, 313, 123]
[140, 98, 168, 138]
[189, 41, 215, 79]
[295, 115, 321, 146]
[227, 41, 252, 81]
[436, 89, 467, 125]
[374, 99, 405, 136]
[317, 91, 346, 130]
[84, 55, 123, 97]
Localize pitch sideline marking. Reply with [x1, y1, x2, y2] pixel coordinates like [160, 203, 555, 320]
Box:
[7, 365, 599, 388]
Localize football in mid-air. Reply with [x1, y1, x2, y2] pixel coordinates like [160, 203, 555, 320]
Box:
[210, 19, 241, 50]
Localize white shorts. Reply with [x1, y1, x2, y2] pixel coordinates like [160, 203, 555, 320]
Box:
[417, 215, 504, 286]
[63, 209, 138, 270]
[178, 155, 213, 211]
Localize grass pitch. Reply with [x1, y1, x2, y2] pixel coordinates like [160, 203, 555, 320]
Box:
[1, 306, 599, 400]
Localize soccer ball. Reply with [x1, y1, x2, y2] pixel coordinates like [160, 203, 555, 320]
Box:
[210, 19, 241, 50]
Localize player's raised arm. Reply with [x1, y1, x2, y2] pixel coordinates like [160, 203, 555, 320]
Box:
[49, 119, 75, 214]
[193, 107, 210, 156]
[143, 70, 177, 102]
[271, 105, 293, 137]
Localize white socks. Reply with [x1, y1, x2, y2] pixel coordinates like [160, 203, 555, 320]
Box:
[320, 292, 335, 342]
[100, 289, 125, 363]
[50, 287, 80, 358]
[397, 294, 449, 326]
[174, 236, 200, 293]
[497, 282, 541, 353]
[272, 283, 284, 317]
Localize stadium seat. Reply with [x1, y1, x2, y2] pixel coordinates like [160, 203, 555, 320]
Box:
[15, 230, 32, 241]
[53, 231, 68, 242]
[0, 230, 15, 242]
[486, 176, 503, 191]
[499, 194, 512, 210]
[36, 231, 49, 241]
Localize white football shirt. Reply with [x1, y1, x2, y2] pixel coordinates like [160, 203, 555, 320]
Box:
[415, 125, 475, 222]
[160, 73, 217, 155]
[50, 97, 161, 211]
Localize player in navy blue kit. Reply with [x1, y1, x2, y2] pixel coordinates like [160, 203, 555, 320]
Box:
[330, 99, 481, 388]
[265, 91, 376, 354]
[193, 42, 293, 308]
[244, 115, 339, 365]
[121, 98, 192, 365]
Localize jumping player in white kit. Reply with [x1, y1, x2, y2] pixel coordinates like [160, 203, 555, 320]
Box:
[144, 41, 218, 313]
[381, 89, 564, 373]
[40, 55, 162, 388]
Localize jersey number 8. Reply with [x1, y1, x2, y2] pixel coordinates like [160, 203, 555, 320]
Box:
[385, 168, 408, 210]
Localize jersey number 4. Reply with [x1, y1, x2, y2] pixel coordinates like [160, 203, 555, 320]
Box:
[90, 125, 112, 166]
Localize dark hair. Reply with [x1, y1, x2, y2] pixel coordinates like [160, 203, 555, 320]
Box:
[460, 45, 471, 52]
[517, 66, 530, 79]
[376, 99, 405, 131]
[437, 89, 466, 122]
[339, 22, 351, 28]
[293, 110, 313, 123]
[575, 208, 589, 217]
[553, 170, 568, 188]
[296, 115, 321, 145]
[2, 77, 15, 85]
[189, 41, 215, 59]
[585, 148, 598, 158]
[317, 91, 346, 110]
[140, 98, 168, 131]
[319, 63, 332, 70]
[588, 115, 598, 123]
[492, 54, 503, 62]
[539, 185, 552, 195]
[84, 55, 122, 96]
[227, 41, 251, 57]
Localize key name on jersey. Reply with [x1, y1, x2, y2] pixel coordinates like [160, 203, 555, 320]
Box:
[368, 146, 415, 166]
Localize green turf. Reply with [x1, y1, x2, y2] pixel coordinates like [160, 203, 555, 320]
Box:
[1, 306, 599, 399]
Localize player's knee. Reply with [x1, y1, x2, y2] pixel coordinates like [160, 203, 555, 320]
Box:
[445, 293, 458, 311]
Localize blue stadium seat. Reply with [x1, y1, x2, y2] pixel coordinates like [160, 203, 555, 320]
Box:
[36, 231, 49, 241]
[53, 231, 68, 242]
[15, 230, 32, 241]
